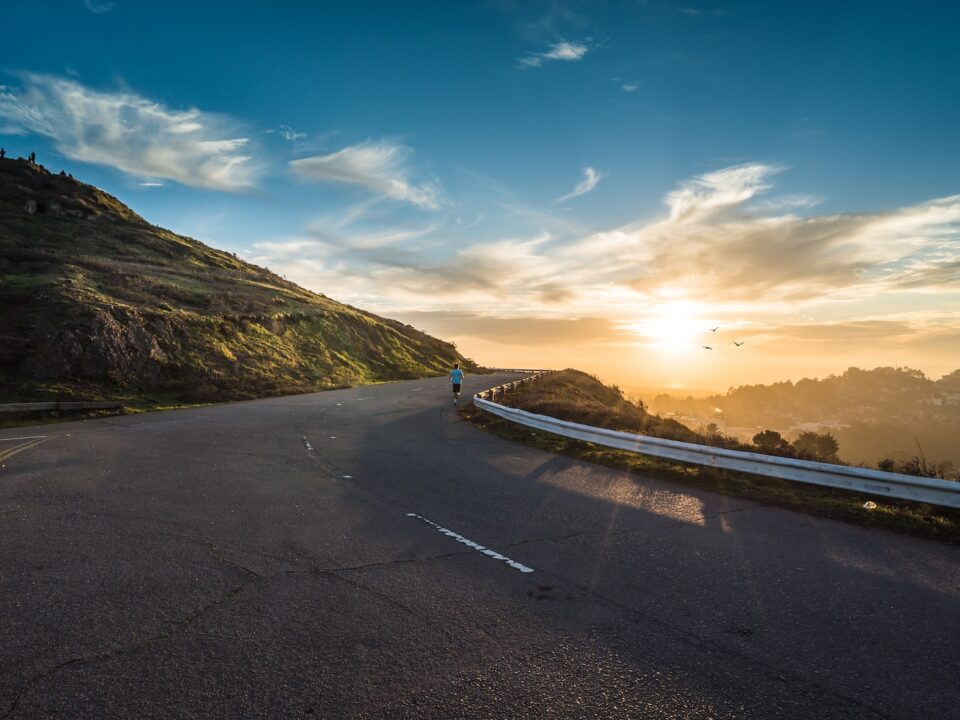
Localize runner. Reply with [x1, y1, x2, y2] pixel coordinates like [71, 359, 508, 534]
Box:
[449, 363, 464, 405]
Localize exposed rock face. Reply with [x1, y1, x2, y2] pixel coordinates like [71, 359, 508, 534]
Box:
[25, 307, 170, 385]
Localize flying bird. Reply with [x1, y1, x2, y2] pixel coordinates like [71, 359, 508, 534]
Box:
[709, 326, 719, 332]
[733, 341, 744, 347]
[702, 346, 713, 350]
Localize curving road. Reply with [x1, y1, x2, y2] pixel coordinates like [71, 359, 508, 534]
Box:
[1, 373, 958, 719]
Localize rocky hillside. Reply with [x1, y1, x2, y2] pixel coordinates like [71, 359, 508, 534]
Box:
[0, 157, 475, 402]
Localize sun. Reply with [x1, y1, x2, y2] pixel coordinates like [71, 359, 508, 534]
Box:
[624, 301, 709, 353]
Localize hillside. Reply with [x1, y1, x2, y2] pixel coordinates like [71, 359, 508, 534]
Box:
[648, 366, 960, 467]
[490, 369, 707, 443]
[0, 157, 474, 403]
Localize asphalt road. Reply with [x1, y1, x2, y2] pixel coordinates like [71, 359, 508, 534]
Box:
[1, 373, 958, 719]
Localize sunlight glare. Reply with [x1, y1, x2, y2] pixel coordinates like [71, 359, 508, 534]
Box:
[625, 300, 709, 353]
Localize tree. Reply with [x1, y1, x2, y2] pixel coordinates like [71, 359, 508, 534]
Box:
[752, 428, 792, 456]
[753, 429, 783, 450]
[792, 431, 839, 462]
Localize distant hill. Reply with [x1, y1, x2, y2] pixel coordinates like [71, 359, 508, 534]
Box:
[0, 157, 475, 403]
[494, 369, 706, 444]
[650, 366, 960, 467]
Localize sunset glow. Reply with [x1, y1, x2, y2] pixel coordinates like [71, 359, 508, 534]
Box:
[623, 302, 710, 353]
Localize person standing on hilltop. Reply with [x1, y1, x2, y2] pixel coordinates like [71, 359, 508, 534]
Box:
[449, 363, 464, 405]
[0, 148, 5, 159]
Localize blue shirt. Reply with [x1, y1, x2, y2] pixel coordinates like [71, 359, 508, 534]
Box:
[450, 368, 464, 384]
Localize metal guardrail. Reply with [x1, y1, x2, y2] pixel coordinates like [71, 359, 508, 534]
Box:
[475, 371, 553, 403]
[473, 377, 960, 509]
[0, 401, 122, 414]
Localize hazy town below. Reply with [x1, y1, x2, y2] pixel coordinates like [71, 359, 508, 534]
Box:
[628, 366, 960, 470]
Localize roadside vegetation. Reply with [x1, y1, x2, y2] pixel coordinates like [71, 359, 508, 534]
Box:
[460, 370, 960, 543]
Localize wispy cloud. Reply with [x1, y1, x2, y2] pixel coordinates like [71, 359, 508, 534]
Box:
[266, 124, 306, 142]
[563, 165, 960, 305]
[664, 163, 780, 221]
[0, 73, 258, 191]
[621, 83, 639, 93]
[518, 41, 589, 69]
[83, 0, 114, 13]
[289, 140, 441, 209]
[554, 166, 605, 203]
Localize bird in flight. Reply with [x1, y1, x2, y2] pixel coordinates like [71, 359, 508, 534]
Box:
[733, 341, 744, 347]
[702, 346, 713, 350]
[709, 326, 719, 332]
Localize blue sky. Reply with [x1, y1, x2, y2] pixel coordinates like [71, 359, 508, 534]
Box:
[2, 1, 959, 388]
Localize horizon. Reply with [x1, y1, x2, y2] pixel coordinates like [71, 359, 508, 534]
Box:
[2, 0, 958, 390]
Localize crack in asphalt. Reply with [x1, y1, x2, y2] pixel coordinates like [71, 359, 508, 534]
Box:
[0, 547, 492, 719]
[1, 581, 253, 720]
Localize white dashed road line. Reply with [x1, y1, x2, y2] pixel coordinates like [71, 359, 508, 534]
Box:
[0, 435, 48, 442]
[406, 513, 534, 574]
[357, 396, 375, 401]
[302, 436, 314, 452]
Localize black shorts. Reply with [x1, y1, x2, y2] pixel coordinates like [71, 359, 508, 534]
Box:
[452, 383, 462, 393]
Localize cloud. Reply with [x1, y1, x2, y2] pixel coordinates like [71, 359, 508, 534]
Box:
[561, 165, 960, 305]
[289, 140, 441, 209]
[266, 124, 306, 142]
[554, 166, 605, 203]
[393, 312, 616, 346]
[664, 163, 780, 221]
[83, 0, 113, 13]
[518, 41, 589, 69]
[0, 73, 258, 191]
[622, 83, 639, 93]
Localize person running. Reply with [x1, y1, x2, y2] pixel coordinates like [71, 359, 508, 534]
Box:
[449, 363, 464, 405]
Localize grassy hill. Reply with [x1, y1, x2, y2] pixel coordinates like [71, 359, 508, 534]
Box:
[0, 157, 475, 403]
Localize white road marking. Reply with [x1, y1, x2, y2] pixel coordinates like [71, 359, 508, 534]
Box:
[0, 435, 48, 442]
[357, 396, 374, 401]
[329, 436, 337, 439]
[406, 513, 534, 574]
[301, 436, 314, 452]
[343, 475, 353, 479]
[411, 388, 423, 392]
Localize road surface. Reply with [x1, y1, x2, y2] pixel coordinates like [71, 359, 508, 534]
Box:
[1, 373, 958, 718]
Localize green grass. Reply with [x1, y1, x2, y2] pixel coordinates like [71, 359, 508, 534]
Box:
[461, 370, 960, 544]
